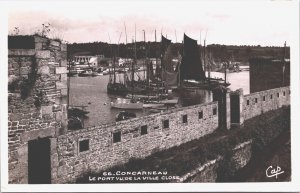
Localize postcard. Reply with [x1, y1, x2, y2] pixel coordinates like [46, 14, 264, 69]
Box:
[1, 0, 299, 192]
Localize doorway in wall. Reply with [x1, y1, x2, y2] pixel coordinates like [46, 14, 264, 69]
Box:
[28, 137, 51, 184]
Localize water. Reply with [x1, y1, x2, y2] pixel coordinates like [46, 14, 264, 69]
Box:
[209, 71, 250, 94]
[69, 71, 249, 127]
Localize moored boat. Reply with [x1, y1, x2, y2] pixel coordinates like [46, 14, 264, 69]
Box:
[110, 97, 143, 110]
[115, 111, 136, 121]
[78, 69, 95, 77]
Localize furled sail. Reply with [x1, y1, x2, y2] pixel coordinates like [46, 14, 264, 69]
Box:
[162, 43, 179, 88]
[161, 35, 171, 56]
[180, 34, 206, 81]
[149, 60, 155, 81]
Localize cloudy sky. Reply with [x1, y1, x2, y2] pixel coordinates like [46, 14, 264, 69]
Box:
[8, 0, 295, 46]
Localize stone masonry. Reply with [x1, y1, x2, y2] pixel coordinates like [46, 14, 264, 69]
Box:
[54, 102, 219, 183]
[8, 35, 68, 183]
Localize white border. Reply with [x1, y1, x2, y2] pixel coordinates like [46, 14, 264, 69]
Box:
[1, 0, 299, 192]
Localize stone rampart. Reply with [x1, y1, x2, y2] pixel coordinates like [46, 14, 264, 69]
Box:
[8, 35, 68, 183]
[54, 102, 219, 183]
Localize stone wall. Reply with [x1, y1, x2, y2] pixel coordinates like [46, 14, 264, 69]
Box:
[178, 157, 222, 183]
[230, 140, 253, 172]
[177, 140, 253, 182]
[243, 87, 290, 121]
[8, 35, 68, 183]
[54, 102, 219, 183]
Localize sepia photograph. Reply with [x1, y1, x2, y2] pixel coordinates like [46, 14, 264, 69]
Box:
[1, 0, 299, 192]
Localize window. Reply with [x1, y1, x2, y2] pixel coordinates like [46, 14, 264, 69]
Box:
[113, 131, 121, 143]
[163, 119, 169, 129]
[263, 96, 266, 101]
[182, 114, 188, 124]
[198, 111, 203, 119]
[255, 98, 258, 103]
[213, 108, 217, 115]
[283, 91, 286, 96]
[247, 100, 250, 105]
[277, 93, 280, 97]
[141, 125, 148, 135]
[270, 94, 273, 99]
[79, 139, 89, 152]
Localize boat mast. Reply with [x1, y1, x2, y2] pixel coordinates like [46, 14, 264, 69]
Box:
[143, 30, 149, 88]
[204, 30, 210, 84]
[113, 47, 116, 84]
[116, 32, 122, 84]
[124, 22, 128, 85]
[283, 41, 286, 86]
[108, 32, 113, 84]
[224, 61, 227, 84]
[155, 29, 158, 80]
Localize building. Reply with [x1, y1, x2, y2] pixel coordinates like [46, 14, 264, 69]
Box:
[249, 57, 290, 93]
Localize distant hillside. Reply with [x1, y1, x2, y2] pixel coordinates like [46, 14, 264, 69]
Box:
[67, 42, 290, 63]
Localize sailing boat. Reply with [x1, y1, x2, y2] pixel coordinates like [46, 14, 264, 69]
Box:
[110, 26, 144, 110]
[178, 34, 230, 90]
[107, 43, 128, 96]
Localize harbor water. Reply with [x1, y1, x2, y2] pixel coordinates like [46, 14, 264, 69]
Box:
[69, 71, 249, 127]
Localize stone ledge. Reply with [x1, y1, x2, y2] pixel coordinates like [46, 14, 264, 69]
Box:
[9, 49, 35, 56]
[34, 36, 48, 43]
[50, 40, 61, 47]
[55, 67, 67, 74]
[20, 127, 56, 143]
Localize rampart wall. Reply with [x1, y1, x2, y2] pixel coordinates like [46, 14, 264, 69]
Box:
[8, 35, 68, 183]
[54, 102, 219, 183]
[243, 87, 290, 120]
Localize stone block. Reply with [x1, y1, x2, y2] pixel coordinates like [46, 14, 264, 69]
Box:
[56, 82, 67, 90]
[61, 88, 68, 97]
[60, 59, 68, 67]
[55, 111, 62, 122]
[41, 105, 53, 115]
[17, 145, 28, 157]
[34, 35, 48, 43]
[36, 50, 50, 59]
[61, 74, 68, 82]
[48, 61, 60, 67]
[40, 127, 56, 138]
[9, 49, 35, 56]
[61, 43, 67, 51]
[20, 130, 38, 142]
[50, 138, 57, 152]
[50, 40, 61, 47]
[38, 65, 50, 74]
[35, 42, 43, 50]
[55, 67, 67, 74]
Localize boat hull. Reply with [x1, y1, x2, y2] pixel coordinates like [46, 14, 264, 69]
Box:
[143, 103, 164, 108]
[111, 102, 143, 109]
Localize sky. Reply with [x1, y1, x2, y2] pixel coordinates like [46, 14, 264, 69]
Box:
[8, 0, 295, 46]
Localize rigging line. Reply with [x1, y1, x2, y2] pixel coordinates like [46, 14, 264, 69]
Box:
[123, 22, 127, 44]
